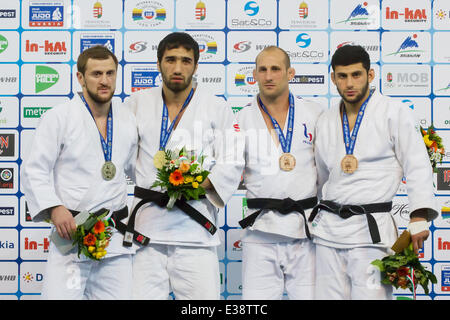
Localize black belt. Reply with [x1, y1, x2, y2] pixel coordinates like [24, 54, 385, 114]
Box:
[123, 186, 218, 247]
[308, 200, 393, 244]
[238, 196, 318, 240]
[70, 206, 150, 247]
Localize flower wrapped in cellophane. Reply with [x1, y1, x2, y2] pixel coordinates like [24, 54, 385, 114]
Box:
[420, 125, 445, 173]
[371, 230, 437, 299]
[151, 147, 210, 209]
[72, 211, 113, 261]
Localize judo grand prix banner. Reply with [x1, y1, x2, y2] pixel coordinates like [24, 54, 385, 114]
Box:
[0, 0, 449, 300]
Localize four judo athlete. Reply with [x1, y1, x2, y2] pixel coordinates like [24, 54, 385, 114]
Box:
[21, 46, 138, 299]
[21, 34, 437, 300]
[237, 46, 323, 299]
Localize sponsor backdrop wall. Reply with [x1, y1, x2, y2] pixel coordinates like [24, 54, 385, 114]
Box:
[0, 0, 449, 300]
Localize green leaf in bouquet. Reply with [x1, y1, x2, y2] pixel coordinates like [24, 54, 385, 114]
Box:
[371, 259, 385, 272]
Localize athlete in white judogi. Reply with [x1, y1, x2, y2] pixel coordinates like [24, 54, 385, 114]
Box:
[237, 46, 324, 300]
[126, 32, 244, 300]
[21, 46, 138, 300]
[310, 45, 438, 300]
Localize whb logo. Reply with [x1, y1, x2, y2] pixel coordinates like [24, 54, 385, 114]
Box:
[35, 65, 59, 93]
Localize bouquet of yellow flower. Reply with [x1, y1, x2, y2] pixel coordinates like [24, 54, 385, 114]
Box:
[72, 210, 113, 261]
[152, 147, 210, 209]
[371, 231, 437, 298]
[420, 125, 445, 172]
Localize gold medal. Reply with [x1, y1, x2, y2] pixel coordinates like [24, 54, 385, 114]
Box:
[341, 155, 358, 174]
[279, 153, 296, 171]
[153, 150, 167, 169]
[102, 161, 116, 181]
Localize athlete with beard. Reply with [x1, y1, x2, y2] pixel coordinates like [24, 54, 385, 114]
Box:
[126, 32, 244, 300]
[310, 45, 438, 299]
[21, 46, 138, 299]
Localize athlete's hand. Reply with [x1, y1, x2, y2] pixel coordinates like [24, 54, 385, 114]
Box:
[409, 217, 430, 256]
[51, 205, 77, 240]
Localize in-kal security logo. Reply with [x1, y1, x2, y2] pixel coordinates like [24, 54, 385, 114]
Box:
[337, 2, 372, 26]
[131, 69, 161, 92]
[195, 1, 206, 21]
[385, 34, 424, 59]
[25, 39, 67, 56]
[231, 1, 272, 28]
[0, 134, 14, 157]
[29, 2, 64, 27]
[35, 65, 59, 93]
[385, 6, 427, 23]
[24, 236, 50, 253]
[0, 168, 13, 189]
[192, 33, 217, 60]
[80, 34, 115, 53]
[234, 66, 257, 94]
[132, 1, 166, 27]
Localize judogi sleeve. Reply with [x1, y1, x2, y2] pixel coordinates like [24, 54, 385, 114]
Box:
[20, 108, 65, 222]
[206, 97, 245, 208]
[390, 102, 439, 221]
[124, 112, 139, 184]
[314, 113, 330, 201]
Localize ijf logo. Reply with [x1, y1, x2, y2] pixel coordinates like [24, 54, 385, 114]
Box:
[441, 201, 450, 223]
[191, 33, 218, 61]
[234, 66, 257, 94]
[302, 123, 313, 145]
[0, 168, 13, 189]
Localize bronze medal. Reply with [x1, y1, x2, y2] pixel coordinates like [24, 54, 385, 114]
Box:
[341, 154, 358, 174]
[102, 161, 116, 181]
[153, 150, 167, 169]
[279, 153, 296, 171]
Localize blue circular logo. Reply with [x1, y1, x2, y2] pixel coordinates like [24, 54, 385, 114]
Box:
[244, 1, 259, 16]
[296, 33, 311, 48]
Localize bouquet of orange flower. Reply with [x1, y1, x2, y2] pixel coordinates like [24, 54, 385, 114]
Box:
[371, 231, 437, 298]
[151, 147, 210, 209]
[72, 211, 113, 261]
[420, 125, 445, 172]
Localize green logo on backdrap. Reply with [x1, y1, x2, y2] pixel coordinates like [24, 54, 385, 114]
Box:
[35, 65, 59, 93]
[0, 34, 8, 54]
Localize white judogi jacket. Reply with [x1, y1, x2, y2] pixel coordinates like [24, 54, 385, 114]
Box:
[237, 95, 324, 242]
[311, 90, 438, 249]
[21, 94, 138, 256]
[126, 86, 244, 247]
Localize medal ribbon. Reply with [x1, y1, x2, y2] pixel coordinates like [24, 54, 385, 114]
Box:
[342, 89, 374, 156]
[79, 93, 113, 162]
[159, 88, 194, 151]
[258, 92, 295, 154]
[407, 267, 416, 300]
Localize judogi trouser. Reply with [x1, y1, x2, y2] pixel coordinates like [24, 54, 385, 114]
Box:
[41, 244, 133, 300]
[315, 244, 392, 300]
[132, 244, 220, 300]
[242, 239, 315, 300]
